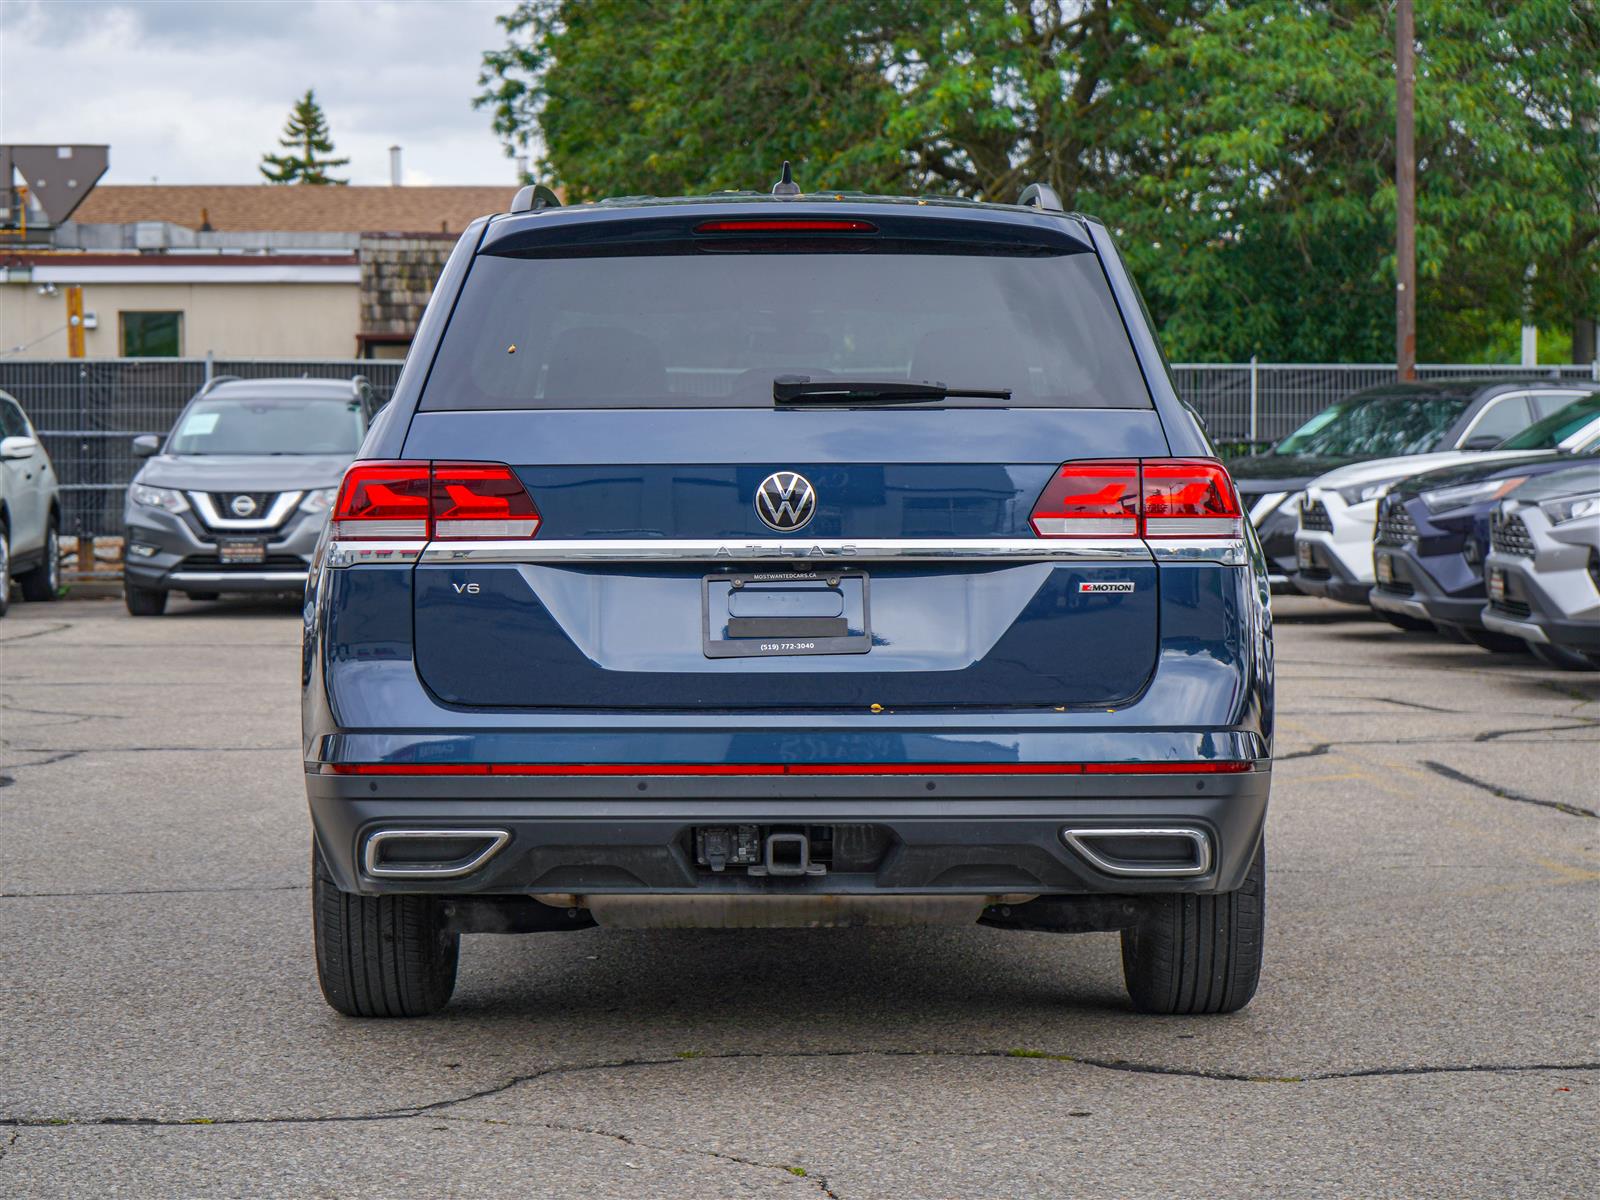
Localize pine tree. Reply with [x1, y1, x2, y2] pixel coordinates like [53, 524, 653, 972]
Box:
[260, 89, 350, 185]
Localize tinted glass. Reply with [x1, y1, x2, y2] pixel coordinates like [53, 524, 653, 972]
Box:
[167, 396, 366, 455]
[1274, 394, 1469, 457]
[0, 400, 28, 438]
[1462, 395, 1531, 444]
[1497, 393, 1600, 449]
[423, 251, 1150, 409]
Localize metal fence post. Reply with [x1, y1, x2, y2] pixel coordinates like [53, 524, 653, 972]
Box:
[204, 351, 214, 386]
[1248, 356, 1259, 444]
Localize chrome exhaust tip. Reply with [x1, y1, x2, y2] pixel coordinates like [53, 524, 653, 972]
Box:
[1060, 826, 1212, 878]
[362, 829, 511, 879]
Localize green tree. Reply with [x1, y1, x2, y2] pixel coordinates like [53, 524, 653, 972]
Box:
[479, 1, 1599, 363]
[261, 89, 350, 185]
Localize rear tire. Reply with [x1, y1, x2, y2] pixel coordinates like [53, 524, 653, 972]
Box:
[1460, 625, 1529, 654]
[17, 521, 61, 601]
[312, 840, 458, 1018]
[1377, 609, 1432, 633]
[1121, 839, 1265, 1015]
[1530, 642, 1600, 672]
[123, 584, 168, 616]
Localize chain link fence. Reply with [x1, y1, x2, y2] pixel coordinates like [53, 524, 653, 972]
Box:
[1, 356, 1595, 550]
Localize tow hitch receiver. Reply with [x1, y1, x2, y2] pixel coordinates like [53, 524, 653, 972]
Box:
[694, 825, 828, 876]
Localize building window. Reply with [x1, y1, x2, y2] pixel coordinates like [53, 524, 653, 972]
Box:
[120, 311, 183, 357]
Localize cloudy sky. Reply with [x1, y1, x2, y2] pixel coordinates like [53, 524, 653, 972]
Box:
[0, 0, 526, 186]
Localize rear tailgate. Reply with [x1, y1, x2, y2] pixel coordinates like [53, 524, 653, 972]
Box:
[405, 407, 1166, 710]
[398, 208, 1173, 712]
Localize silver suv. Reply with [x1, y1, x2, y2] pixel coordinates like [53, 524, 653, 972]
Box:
[1482, 464, 1600, 670]
[123, 377, 375, 615]
[0, 388, 62, 617]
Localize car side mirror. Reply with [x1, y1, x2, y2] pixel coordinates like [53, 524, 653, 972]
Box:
[0, 435, 37, 460]
[1460, 434, 1503, 451]
[132, 434, 161, 458]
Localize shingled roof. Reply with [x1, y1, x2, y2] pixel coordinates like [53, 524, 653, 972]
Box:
[71, 185, 512, 234]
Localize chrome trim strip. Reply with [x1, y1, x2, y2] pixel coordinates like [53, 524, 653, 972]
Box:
[168, 570, 308, 585]
[1145, 539, 1249, 566]
[190, 490, 305, 530]
[1480, 610, 1548, 644]
[1060, 826, 1213, 878]
[418, 538, 1157, 564]
[1368, 590, 1430, 620]
[363, 828, 512, 879]
[326, 540, 424, 568]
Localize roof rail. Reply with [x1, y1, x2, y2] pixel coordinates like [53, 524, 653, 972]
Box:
[509, 183, 562, 214]
[1018, 182, 1064, 213]
[198, 374, 241, 395]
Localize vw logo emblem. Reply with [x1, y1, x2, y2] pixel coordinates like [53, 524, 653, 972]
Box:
[755, 470, 817, 532]
[230, 495, 258, 517]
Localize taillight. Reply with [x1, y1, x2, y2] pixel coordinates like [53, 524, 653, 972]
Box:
[432, 462, 540, 539]
[332, 462, 431, 540]
[1141, 459, 1242, 538]
[331, 461, 540, 541]
[1030, 458, 1242, 539]
[1029, 462, 1141, 536]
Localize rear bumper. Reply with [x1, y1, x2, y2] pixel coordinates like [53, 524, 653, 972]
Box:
[307, 766, 1271, 899]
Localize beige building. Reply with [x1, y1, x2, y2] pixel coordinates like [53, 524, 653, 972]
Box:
[2, 185, 509, 359]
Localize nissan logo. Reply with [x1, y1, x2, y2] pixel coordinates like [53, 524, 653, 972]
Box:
[229, 495, 258, 517]
[754, 471, 817, 532]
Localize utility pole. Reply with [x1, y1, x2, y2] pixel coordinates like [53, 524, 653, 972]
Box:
[1395, 0, 1416, 380]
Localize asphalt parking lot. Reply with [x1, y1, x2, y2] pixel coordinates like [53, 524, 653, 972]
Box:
[1, 592, 1596, 1198]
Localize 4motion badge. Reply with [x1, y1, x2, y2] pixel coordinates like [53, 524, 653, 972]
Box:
[1079, 581, 1135, 593]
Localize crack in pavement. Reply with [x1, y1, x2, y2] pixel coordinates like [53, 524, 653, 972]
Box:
[0, 622, 73, 644]
[4, 1049, 1597, 1136]
[0, 884, 307, 900]
[467, 1114, 839, 1198]
[1422, 760, 1599, 819]
[0, 698, 122, 723]
[0, 752, 83, 773]
[1364, 696, 1457, 713]
[1277, 743, 1331, 761]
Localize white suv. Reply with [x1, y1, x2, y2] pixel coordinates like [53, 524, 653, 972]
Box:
[0, 389, 63, 616]
[1293, 395, 1600, 612]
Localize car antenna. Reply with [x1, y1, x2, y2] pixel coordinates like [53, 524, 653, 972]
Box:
[771, 160, 800, 196]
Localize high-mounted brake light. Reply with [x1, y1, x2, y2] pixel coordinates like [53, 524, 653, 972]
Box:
[694, 219, 878, 234]
[1030, 458, 1242, 539]
[432, 462, 541, 539]
[331, 461, 540, 541]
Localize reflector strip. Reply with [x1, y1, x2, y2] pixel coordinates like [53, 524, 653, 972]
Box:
[322, 760, 1255, 777]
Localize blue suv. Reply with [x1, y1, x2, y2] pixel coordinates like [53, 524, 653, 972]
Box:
[302, 177, 1273, 1017]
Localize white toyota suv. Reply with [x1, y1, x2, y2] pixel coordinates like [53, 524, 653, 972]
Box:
[1293, 393, 1600, 615]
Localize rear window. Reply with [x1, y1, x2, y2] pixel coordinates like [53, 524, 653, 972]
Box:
[421, 250, 1151, 410]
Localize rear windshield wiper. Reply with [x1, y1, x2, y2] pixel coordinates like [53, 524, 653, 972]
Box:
[774, 375, 1011, 405]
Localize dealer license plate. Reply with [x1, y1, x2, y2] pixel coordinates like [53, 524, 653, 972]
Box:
[218, 538, 267, 564]
[1296, 541, 1314, 570]
[1487, 567, 1505, 603]
[1375, 553, 1394, 586]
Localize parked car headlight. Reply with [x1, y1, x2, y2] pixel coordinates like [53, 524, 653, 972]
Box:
[130, 484, 189, 514]
[1334, 481, 1393, 505]
[299, 487, 338, 515]
[1538, 492, 1600, 526]
[1420, 476, 1529, 514]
